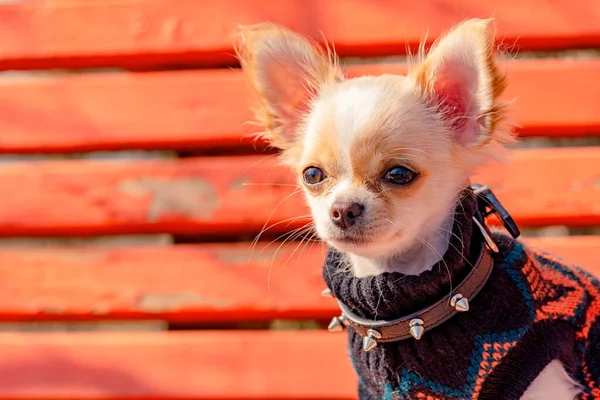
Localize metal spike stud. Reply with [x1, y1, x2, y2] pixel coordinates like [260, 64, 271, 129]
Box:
[321, 288, 333, 297]
[362, 337, 377, 352]
[451, 293, 470, 312]
[362, 329, 382, 352]
[327, 315, 346, 332]
[409, 318, 425, 340]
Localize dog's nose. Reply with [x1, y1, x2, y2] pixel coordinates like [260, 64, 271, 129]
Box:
[330, 202, 364, 229]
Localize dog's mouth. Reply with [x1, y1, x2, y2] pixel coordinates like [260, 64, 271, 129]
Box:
[328, 233, 370, 249]
[325, 224, 406, 256]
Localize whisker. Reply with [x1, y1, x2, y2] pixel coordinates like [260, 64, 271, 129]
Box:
[266, 222, 315, 291]
[282, 228, 318, 270]
[243, 152, 279, 172]
[412, 232, 455, 302]
[242, 183, 299, 187]
[387, 146, 431, 156]
[249, 189, 304, 257]
[299, 230, 321, 261]
[270, 224, 314, 268]
[249, 213, 311, 256]
[260, 221, 313, 254]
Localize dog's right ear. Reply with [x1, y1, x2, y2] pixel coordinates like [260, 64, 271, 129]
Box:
[234, 24, 342, 150]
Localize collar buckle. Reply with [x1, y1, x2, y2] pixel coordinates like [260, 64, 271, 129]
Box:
[471, 184, 521, 239]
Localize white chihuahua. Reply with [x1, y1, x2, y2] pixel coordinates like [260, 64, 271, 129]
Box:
[236, 19, 596, 400]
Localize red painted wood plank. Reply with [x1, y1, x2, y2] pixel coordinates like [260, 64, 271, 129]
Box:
[0, 0, 599, 70]
[0, 148, 597, 237]
[0, 331, 357, 399]
[0, 58, 597, 153]
[0, 243, 329, 322]
[0, 236, 596, 322]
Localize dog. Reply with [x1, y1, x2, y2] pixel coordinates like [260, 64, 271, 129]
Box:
[235, 19, 600, 400]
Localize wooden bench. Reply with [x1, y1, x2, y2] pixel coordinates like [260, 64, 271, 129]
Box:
[0, 1, 599, 399]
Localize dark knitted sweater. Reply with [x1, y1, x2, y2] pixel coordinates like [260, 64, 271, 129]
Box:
[323, 190, 600, 400]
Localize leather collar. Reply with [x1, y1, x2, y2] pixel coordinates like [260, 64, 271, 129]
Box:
[323, 184, 520, 352]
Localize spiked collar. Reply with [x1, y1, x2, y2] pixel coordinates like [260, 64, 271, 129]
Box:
[321, 184, 520, 352]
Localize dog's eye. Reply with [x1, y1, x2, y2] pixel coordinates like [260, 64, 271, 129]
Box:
[302, 167, 326, 185]
[384, 166, 417, 185]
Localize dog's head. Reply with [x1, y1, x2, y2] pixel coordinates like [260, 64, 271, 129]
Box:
[236, 19, 514, 262]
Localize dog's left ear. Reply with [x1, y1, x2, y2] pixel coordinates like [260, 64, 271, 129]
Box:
[412, 19, 507, 147]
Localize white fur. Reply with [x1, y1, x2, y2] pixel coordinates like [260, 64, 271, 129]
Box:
[237, 19, 575, 398]
[334, 83, 386, 148]
[521, 360, 582, 400]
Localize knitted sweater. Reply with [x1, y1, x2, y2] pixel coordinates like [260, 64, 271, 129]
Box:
[323, 191, 600, 400]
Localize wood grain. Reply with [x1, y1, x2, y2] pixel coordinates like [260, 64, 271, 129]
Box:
[0, 330, 357, 399]
[0, 148, 597, 236]
[0, 59, 597, 153]
[0, 0, 598, 70]
[0, 236, 596, 322]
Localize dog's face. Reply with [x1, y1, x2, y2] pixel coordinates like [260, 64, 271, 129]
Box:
[236, 19, 513, 260]
[297, 76, 472, 258]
